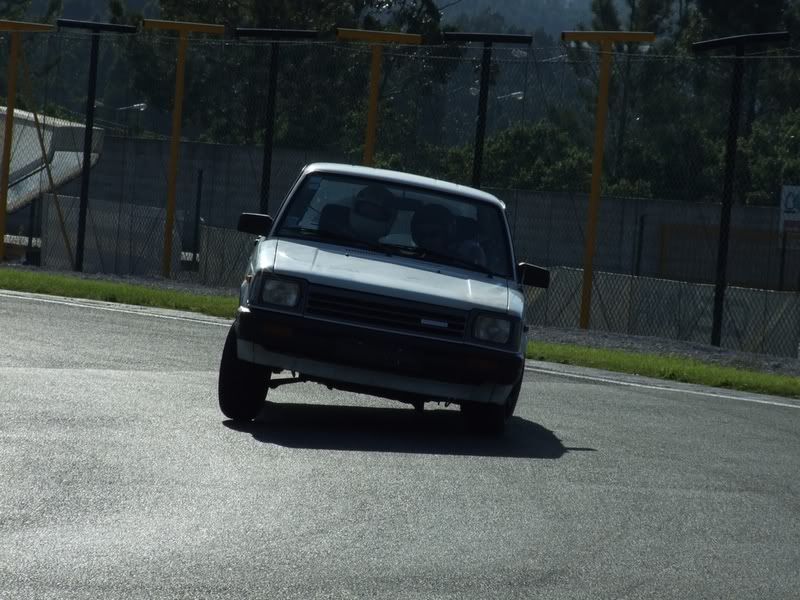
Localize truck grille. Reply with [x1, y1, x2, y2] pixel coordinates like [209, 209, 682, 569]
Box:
[305, 285, 467, 339]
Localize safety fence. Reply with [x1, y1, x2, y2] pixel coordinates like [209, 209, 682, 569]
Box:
[499, 190, 800, 357]
[1, 30, 799, 356]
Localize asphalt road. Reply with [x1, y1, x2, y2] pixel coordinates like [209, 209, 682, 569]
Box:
[1, 290, 799, 599]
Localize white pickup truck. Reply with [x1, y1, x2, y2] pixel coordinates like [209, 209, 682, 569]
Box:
[219, 163, 549, 434]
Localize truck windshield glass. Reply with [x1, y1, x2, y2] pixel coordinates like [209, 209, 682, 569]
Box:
[275, 173, 513, 278]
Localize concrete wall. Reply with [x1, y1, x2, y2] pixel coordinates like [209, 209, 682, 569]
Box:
[54, 136, 343, 250]
[497, 190, 800, 291]
[18, 136, 800, 357]
[40, 195, 182, 276]
[15, 135, 797, 290]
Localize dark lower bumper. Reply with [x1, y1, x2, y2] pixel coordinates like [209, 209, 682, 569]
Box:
[236, 308, 523, 386]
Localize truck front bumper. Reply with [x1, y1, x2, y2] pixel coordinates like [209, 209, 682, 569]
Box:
[235, 307, 523, 405]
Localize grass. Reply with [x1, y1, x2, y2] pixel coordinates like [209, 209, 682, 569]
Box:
[0, 268, 238, 319]
[1, 268, 797, 400]
[526, 341, 800, 399]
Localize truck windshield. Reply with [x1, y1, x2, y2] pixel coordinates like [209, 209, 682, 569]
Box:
[275, 172, 514, 279]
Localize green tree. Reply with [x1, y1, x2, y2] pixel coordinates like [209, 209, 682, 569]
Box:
[443, 0, 592, 37]
[684, 0, 800, 204]
[439, 122, 592, 191]
[157, 0, 442, 32]
[692, 0, 791, 37]
[741, 108, 800, 205]
[450, 7, 527, 35]
[578, 0, 676, 181]
[119, 0, 459, 150]
[0, 0, 31, 19]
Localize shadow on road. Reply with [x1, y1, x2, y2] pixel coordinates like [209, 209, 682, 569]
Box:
[223, 401, 594, 459]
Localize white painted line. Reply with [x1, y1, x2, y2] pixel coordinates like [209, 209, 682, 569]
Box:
[0, 290, 231, 327]
[526, 365, 800, 410]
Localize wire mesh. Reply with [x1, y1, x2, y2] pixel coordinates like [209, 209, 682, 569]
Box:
[1, 32, 798, 357]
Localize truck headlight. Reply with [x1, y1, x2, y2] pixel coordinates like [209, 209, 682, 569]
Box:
[473, 315, 512, 344]
[261, 278, 301, 308]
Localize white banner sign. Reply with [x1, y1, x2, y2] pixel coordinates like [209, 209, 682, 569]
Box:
[780, 185, 800, 246]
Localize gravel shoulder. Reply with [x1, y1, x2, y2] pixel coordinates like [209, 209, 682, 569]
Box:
[529, 325, 800, 378]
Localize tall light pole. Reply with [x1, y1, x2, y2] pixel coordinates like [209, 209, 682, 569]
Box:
[234, 28, 319, 215]
[442, 32, 532, 189]
[56, 19, 138, 273]
[693, 32, 790, 346]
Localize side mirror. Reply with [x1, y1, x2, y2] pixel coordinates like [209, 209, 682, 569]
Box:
[238, 212, 274, 236]
[518, 262, 550, 288]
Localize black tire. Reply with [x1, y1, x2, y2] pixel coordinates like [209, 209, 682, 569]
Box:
[461, 375, 522, 436]
[218, 325, 270, 422]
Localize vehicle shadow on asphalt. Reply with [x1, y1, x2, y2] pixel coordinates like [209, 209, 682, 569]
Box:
[223, 402, 593, 459]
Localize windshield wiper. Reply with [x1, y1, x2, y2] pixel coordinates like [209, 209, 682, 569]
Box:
[381, 243, 498, 278]
[278, 227, 394, 256]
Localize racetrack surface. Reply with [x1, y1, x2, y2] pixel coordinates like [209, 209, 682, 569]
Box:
[1, 291, 799, 599]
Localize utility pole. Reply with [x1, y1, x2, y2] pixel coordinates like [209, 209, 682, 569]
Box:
[0, 20, 53, 262]
[561, 30, 656, 330]
[142, 19, 225, 278]
[336, 29, 422, 166]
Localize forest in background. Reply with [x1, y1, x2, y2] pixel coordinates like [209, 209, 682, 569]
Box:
[1, 0, 799, 204]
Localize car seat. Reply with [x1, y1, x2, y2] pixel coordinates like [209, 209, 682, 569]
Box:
[454, 216, 479, 243]
[410, 204, 453, 251]
[318, 204, 351, 237]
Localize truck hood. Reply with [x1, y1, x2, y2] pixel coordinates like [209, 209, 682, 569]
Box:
[262, 238, 512, 314]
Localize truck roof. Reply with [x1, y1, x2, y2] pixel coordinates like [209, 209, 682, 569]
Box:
[303, 163, 506, 210]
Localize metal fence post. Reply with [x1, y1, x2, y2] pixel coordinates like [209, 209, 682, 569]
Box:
[56, 19, 137, 272]
[193, 168, 203, 265]
[263, 41, 280, 213]
[442, 32, 532, 189]
[473, 42, 492, 188]
[234, 28, 318, 215]
[778, 229, 788, 291]
[635, 214, 646, 276]
[692, 31, 790, 346]
[25, 197, 36, 263]
[75, 32, 99, 273]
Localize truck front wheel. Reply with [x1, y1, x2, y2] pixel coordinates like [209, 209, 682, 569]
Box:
[461, 376, 522, 436]
[218, 325, 270, 422]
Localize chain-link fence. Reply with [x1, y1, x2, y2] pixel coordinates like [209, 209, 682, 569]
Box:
[2, 31, 799, 356]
